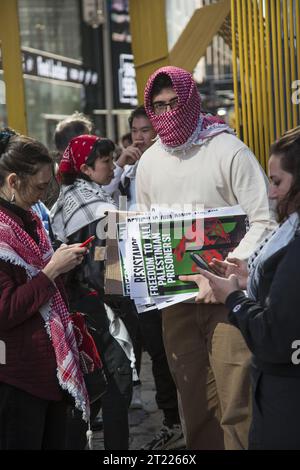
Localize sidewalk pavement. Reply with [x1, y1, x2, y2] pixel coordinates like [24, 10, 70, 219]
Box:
[93, 352, 163, 450]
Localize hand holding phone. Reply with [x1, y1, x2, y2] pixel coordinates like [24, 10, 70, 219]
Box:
[79, 235, 96, 248]
[190, 253, 217, 275]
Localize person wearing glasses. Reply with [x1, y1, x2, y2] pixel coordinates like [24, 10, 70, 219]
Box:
[136, 66, 276, 450]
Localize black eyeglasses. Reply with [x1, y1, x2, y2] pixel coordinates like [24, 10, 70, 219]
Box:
[152, 97, 179, 115]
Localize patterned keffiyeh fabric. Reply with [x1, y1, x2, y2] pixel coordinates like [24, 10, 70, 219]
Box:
[50, 178, 117, 243]
[0, 208, 90, 421]
[144, 66, 233, 150]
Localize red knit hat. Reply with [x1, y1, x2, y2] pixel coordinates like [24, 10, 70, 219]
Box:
[59, 134, 100, 175]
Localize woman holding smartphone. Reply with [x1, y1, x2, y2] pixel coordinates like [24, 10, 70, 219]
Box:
[180, 126, 300, 449]
[0, 129, 89, 449]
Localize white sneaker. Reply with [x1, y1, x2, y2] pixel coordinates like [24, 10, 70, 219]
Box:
[130, 384, 143, 409]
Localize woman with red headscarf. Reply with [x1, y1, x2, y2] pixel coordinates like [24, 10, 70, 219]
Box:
[136, 66, 276, 450]
[50, 135, 136, 450]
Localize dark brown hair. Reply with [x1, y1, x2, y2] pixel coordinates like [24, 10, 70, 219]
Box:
[150, 74, 173, 101]
[0, 130, 52, 198]
[128, 105, 148, 129]
[121, 132, 133, 145]
[269, 125, 300, 222]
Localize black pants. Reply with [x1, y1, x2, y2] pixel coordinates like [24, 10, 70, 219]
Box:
[139, 309, 180, 426]
[66, 375, 130, 450]
[106, 303, 180, 426]
[66, 298, 132, 450]
[0, 382, 68, 450]
[249, 367, 300, 449]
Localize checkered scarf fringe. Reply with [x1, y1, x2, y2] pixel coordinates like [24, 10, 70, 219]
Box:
[0, 208, 90, 421]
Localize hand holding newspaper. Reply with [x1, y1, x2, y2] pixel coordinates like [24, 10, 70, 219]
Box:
[105, 206, 248, 313]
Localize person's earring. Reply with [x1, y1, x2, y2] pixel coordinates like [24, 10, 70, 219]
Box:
[10, 193, 15, 203]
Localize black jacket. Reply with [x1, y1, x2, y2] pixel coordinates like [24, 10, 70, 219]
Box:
[226, 235, 300, 377]
[52, 218, 138, 399]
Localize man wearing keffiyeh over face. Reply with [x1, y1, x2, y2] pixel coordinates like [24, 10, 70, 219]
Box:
[136, 66, 277, 450]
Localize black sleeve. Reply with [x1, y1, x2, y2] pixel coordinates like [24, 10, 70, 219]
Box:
[67, 222, 106, 295]
[48, 220, 62, 251]
[225, 236, 300, 364]
[65, 221, 136, 321]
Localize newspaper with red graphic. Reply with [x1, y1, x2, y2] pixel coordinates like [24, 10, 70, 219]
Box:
[116, 206, 248, 312]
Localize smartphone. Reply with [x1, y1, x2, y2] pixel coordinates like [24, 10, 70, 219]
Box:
[79, 235, 96, 248]
[190, 253, 216, 274]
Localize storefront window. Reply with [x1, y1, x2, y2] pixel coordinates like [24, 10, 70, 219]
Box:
[18, 0, 81, 60]
[25, 78, 82, 148]
[17, 0, 84, 147]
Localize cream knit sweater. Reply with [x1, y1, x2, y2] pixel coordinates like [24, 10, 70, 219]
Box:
[136, 133, 277, 260]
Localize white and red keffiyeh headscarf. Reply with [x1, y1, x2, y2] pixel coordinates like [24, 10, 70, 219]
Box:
[144, 66, 233, 150]
[0, 208, 90, 421]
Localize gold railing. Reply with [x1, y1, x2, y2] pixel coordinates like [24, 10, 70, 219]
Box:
[231, 0, 300, 169]
[0, 0, 27, 134]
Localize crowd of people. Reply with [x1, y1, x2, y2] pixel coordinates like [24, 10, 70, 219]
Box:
[0, 64, 300, 450]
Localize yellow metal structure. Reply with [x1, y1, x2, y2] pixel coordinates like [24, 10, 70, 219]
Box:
[168, 0, 231, 70]
[130, 0, 231, 103]
[231, 0, 300, 169]
[130, 0, 300, 169]
[129, 0, 169, 102]
[0, 0, 27, 134]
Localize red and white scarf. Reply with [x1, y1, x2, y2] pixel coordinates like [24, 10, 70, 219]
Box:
[0, 208, 90, 421]
[144, 66, 233, 150]
[58, 134, 100, 177]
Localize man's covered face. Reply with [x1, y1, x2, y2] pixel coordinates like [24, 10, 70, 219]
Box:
[152, 87, 179, 116]
[144, 66, 201, 147]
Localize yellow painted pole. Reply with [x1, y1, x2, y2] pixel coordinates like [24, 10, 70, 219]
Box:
[296, 0, 300, 124]
[283, 0, 292, 129]
[0, 0, 27, 134]
[247, 0, 259, 158]
[277, 0, 285, 134]
[265, 0, 275, 143]
[129, 0, 169, 103]
[242, 0, 253, 150]
[236, 0, 248, 144]
[259, 0, 269, 163]
[270, 0, 281, 139]
[230, 0, 240, 137]
[289, 0, 297, 128]
[253, 0, 265, 163]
